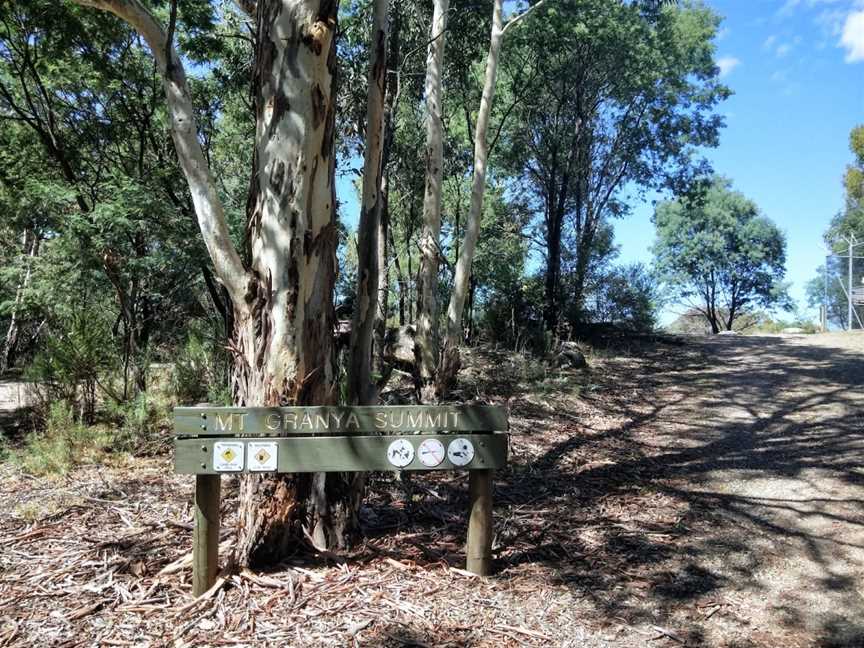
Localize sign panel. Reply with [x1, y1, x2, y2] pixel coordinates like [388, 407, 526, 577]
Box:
[175, 433, 508, 474]
[213, 442, 244, 472]
[247, 442, 278, 472]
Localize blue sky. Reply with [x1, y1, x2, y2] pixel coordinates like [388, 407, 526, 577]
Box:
[338, 0, 864, 324]
[618, 0, 864, 323]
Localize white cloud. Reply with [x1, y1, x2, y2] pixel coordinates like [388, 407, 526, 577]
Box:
[840, 10, 864, 61]
[763, 34, 777, 50]
[717, 56, 741, 77]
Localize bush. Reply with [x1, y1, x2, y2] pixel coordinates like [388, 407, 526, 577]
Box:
[14, 402, 113, 475]
[171, 329, 231, 405]
[25, 305, 122, 423]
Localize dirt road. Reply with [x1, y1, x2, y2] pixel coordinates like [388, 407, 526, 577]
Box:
[661, 333, 864, 646]
[560, 332, 864, 647]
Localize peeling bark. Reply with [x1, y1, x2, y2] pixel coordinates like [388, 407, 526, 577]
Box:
[73, 0, 360, 563]
[235, 0, 355, 564]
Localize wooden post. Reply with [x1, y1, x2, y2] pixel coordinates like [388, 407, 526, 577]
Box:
[192, 474, 221, 596]
[466, 469, 494, 575]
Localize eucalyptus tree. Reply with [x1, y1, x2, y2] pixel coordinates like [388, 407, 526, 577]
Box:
[500, 0, 728, 333]
[415, 0, 449, 399]
[60, 0, 362, 562]
[437, 0, 547, 390]
[346, 0, 388, 407]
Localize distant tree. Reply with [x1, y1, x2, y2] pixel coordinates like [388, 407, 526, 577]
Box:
[586, 263, 659, 331]
[653, 177, 790, 333]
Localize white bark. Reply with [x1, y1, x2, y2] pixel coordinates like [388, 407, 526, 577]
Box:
[71, 0, 249, 306]
[1, 230, 38, 373]
[347, 0, 389, 406]
[443, 0, 503, 352]
[416, 0, 449, 393]
[439, 0, 547, 389]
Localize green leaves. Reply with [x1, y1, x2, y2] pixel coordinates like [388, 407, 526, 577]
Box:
[653, 176, 790, 331]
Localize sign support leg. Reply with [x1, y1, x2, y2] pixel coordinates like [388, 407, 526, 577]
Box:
[467, 469, 493, 575]
[193, 474, 221, 596]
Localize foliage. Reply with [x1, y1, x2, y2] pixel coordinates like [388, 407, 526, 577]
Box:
[24, 301, 122, 422]
[170, 327, 232, 406]
[585, 263, 660, 331]
[653, 176, 790, 333]
[498, 0, 729, 330]
[13, 402, 114, 476]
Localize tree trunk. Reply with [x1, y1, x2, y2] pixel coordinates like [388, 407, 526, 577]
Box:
[439, 0, 503, 392]
[543, 215, 563, 334]
[74, 0, 368, 564]
[233, 0, 365, 564]
[415, 0, 449, 401]
[570, 223, 596, 325]
[1, 230, 39, 374]
[347, 0, 388, 407]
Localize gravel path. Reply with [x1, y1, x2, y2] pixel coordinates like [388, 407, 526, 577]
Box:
[632, 333, 864, 647]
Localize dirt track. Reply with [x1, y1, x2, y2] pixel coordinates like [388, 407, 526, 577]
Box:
[1, 332, 863, 647]
[609, 332, 864, 646]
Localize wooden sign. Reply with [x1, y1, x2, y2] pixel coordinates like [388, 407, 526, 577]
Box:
[174, 405, 508, 474]
[174, 404, 509, 593]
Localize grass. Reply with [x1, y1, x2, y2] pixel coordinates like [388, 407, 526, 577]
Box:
[12, 403, 117, 476]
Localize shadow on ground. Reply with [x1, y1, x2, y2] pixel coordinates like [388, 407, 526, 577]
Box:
[355, 335, 864, 647]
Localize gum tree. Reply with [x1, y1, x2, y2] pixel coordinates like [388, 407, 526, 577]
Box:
[69, 0, 354, 563]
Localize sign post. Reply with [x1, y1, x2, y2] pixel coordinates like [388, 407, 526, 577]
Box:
[173, 405, 509, 593]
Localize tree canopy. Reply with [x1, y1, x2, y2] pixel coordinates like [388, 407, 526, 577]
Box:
[653, 176, 790, 333]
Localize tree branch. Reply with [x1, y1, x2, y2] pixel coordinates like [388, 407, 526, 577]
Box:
[71, 0, 249, 307]
[501, 0, 549, 35]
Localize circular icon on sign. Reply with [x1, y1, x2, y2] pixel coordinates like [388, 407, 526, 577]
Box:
[387, 439, 414, 468]
[447, 438, 475, 467]
[417, 438, 446, 467]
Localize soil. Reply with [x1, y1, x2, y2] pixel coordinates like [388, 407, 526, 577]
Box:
[1, 332, 863, 647]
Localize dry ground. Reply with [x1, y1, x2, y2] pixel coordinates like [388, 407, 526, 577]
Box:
[1, 332, 863, 647]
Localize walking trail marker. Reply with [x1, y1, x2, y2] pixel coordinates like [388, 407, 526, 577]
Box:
[173, 404, 509, 595]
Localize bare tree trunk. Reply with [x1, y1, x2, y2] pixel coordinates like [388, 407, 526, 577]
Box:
[1, 230, 39, 374]
[439, 0, 503, 391]
[374, 176, 390, 375]
[374, 2, 400, 375]
[416, 0, 449, 401]
[347, 0, 389, 407]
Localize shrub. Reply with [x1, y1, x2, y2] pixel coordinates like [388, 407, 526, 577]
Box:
[14, 402, 113, 475]
[25, 305, 121, 423]
[171, 329, 231, 405]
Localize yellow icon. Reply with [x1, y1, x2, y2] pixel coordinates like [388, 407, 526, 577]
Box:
[221, 448, 236, 463]
[255, 449, 271, 464]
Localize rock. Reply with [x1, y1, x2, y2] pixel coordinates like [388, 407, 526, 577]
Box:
[555, 349, 587, 369]
[781, 327, 805, 334]
[718, 330, 739, 336]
